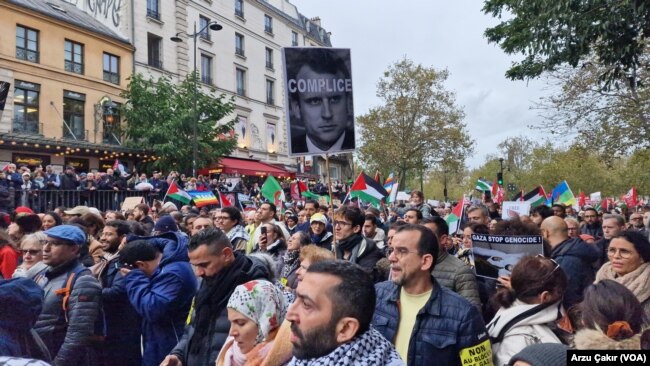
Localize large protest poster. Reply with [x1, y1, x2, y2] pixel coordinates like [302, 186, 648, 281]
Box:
[471, 234, 543, 279]
[282, 47, 355, 156]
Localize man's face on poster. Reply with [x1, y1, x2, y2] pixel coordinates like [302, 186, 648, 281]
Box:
[292, 65, 351, 150]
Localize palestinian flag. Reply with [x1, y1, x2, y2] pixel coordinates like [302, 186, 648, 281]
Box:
[446, 196, 465, 234]
[517, 186, 546, 208]
[261, 175, 285, 206]
[166, 181, 191, 204]
[624, 187, 637, 208]
[301, 190, 330, 202]
[219, 192, 232, 208]
[350, 172, 388, 205]
[475, 178, 492, 192]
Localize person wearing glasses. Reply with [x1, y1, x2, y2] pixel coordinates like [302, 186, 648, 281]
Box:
[486, 255, 568, 366]
[541, 216, 599, 308]
[332, 206, 383, 281]
[216, 207, 249, 253]
[628, 211, 646, 236]
[12, 232, 47, 279]
[33, 225, 102, 366]
[373, 224, 488, 366]
[595, 231, 650, 318]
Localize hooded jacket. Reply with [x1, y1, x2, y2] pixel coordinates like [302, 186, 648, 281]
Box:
[170, 253, 270, 366]
[550, 237, 599, 308]
[0, 278, 48, 360]
[124, 232, 198, 366]
[573, 328, 641, 350]
[487, 300, 563, 366]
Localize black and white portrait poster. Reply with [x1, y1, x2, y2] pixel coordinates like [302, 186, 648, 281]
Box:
[283, 47, 355, 156]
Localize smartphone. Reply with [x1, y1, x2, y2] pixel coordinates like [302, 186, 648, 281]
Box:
[260, 226, 267, 235]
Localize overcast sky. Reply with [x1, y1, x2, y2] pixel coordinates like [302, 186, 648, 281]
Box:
[290, 0, 549, 168]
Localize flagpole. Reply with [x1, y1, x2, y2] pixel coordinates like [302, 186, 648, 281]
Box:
[325, 154, 333, 206]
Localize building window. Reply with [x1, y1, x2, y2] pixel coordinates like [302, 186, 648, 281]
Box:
[147, 33, 163, 69]
[64, 40, 84, 74]
[147, 0, 160, 19]
[103, 53, 120, 84]
[329, 166, 340, 180]
[201, 54, 213, 84]
[235, 33, 245, 56]
[16, 25, 39, 63]
[13, 84, 40, 134]
[199, 16, 211, 41]
[236, 68, 246, 96]
[235, 0, 244, 18]
[63, 95, 85, 140]
[265, 47, 273, 69]
[103, 102, 121, 145]
[291, 31, 298, 46]
[264, 15, 273, 34]
[266, 79, 274, 105]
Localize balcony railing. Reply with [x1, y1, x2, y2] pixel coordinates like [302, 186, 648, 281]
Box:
[266, 61, 273, 69]
[16, 47, 39, 63]
[146, 8, 160, 20]
[62, 126, 87, 141]
[64, 60, 84, 74]
[103, 130, 123, 145]
[266, 98, 274, 105]
[265, 26, 273, 34]
[235, 9, 244, 18]
[103, 71, 119, 85]
[12, 118, 42, 135]
[237, 87, 246, 97]
[199, 32, 211, 41]
[148, 59, 163, 69]
[235, 47, 245, 57]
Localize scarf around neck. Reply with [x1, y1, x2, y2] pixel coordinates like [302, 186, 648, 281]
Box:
[596, 262, 650, 303]
[189, 252, 251, 355]
[281, 250, 300, 279]
[287, 328, 403, 366]
[227, 224, 250, 243]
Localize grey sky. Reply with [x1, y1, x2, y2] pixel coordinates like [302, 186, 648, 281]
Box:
[290, 0, 548, 168]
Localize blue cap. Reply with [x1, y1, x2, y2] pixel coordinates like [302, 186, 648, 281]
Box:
[44, 225, 86, 246]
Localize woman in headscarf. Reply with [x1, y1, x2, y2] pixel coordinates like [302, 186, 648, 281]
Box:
[216, 279, 287, 366]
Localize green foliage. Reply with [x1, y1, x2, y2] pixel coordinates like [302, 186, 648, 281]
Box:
[483, 0, 650, 85]
[120, 72, 237, 173]
[358, 58, 474, 187]
[468, 137, 650, 197]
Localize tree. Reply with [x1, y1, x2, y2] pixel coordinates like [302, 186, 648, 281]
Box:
[121, 72, 237, 173]
[533, 57, 650, 157]
[357, 58, 473, 186]
[483, 0, 650, 86]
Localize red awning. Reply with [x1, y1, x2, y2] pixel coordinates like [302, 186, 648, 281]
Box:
[199, 157, 294, 178]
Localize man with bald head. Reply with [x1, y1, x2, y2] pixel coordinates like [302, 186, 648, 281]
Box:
[541, 216, 599, 307]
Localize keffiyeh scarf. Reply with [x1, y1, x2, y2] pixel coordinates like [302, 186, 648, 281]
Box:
[227, 224, 250, 244]
[287, 328, 403, 366]
[281, 250, 300, 279]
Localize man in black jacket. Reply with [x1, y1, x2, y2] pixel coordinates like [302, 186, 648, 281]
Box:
[541, 216, 599, 308]
[161, 228, 270, 366]
[94, 220, 141, 366]
[333, 206, 384, 281]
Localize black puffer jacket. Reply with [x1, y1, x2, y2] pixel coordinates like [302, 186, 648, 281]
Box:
[170, 254, 270, 366]
[34, 260, 102, 366]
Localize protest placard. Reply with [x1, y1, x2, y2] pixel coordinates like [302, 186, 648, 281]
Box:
[501, 201, 531, 220]
[471, 234, 543, 279]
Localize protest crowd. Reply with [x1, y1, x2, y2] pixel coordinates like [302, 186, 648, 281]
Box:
[1, 164, 650, 366]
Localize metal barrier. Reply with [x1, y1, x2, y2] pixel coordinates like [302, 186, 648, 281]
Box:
[6, 189, 164, 213]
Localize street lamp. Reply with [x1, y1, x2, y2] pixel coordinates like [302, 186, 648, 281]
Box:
[171, 20, 223, 177]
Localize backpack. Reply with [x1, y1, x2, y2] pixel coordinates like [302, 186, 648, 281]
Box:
[38, 266, 107, 342]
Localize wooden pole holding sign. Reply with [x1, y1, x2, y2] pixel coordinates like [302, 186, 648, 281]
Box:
[325, 154, 333, 206]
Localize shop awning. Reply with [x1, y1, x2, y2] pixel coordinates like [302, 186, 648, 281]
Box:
[200, 157, 295, 178]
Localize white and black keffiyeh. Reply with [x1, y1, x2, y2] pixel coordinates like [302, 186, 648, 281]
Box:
[287, 328, 404, 366]
[227, 224, 249, 243]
